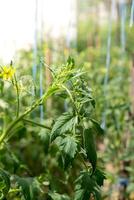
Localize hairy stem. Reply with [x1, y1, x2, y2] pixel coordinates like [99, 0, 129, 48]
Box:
[14, 75, 20, 118]
[0, 93, 46, 145]
[23, 118, 51, 130]
[61, 84, 78, 114]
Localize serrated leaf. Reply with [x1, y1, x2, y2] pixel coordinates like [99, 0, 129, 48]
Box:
[51, 112, 77, 141]
[74, 171, 101, 200]
[56, 136, 77, 159]
[56, 136, 77, 168]
[0, 169, 10, 198]
[83, 128, 97, 174]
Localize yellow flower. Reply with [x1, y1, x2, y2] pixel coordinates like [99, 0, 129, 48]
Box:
[1, 66, 15, 80]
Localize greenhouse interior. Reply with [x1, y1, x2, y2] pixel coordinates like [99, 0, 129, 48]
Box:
[0, 0, 134, 199]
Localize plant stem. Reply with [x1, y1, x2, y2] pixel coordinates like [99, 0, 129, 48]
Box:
[0, 93, 46, 145]
[23, 118, 51, 130]
[61, 84, 78, 114]
[14, 75, 20, 118]
[0, 83, 60, 145]
[78, 152, 88, 171]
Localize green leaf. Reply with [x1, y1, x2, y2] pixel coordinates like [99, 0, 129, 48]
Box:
[83, 128, 97, 174]
[56, 136, 78, 168]
[90, 119, 104, 135]
[94, 169, 106, 187]
[0, 169, 10, 198]
[51, 112, 78, 141]
[74, 171, 101, 200]
[16, 177, 40, 200]
[16, 177, 31, 200]
[56, 136, 77, 159]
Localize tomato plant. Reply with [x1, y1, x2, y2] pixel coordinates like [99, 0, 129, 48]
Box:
[0, 57, 105, 200]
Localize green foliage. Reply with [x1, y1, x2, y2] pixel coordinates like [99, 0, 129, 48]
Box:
[74, 171, 102, 200]
[0, 169, 10, 199]
[0, 57, 104, 200]
[90, 119, 104, 135]
[4, 1, 133, 198]
[94, 169, 106, 187]
[83, 128, 97, 174]
[55, 136, 78, 168]
[51, 112, 77, 141]
[15, 176, 40, 200]
[57, 136, 77, 159]
[16, 177, 31, 200]
[1, 1, 134, 198]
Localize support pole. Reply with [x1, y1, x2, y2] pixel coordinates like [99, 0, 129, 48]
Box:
[33, 0, 38, 81]
[130, 0, 134, 27]
[101, 0, 116, 129]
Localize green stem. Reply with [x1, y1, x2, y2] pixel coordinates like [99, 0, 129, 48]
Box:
[61, 84, 78, 114]
[14, 75, 20, 118]
[0, 83, 60, 145]
[0, 93, 47, 145]
[78, 152, 88, 171]
[23, 119, 51, 130]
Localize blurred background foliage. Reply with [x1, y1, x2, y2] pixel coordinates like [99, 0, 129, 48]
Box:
[0, 0, 134, 199]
